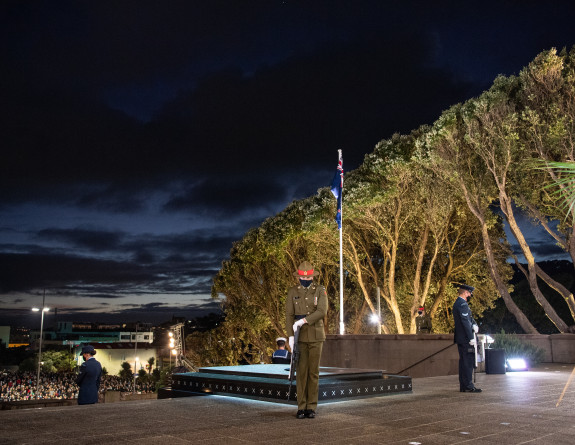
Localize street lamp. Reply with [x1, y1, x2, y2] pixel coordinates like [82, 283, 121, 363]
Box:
[370, 313, 381, 334]
[31, 304, 49, 398]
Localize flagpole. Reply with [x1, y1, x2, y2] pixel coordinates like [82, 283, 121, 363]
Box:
[337, 149, 344, 335]
[330, 149, 345, 335]
[339, 204, 344, 335]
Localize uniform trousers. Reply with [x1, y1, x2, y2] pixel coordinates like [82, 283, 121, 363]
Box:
[296, 341, 323, 411]
[457, 344, 475, 390]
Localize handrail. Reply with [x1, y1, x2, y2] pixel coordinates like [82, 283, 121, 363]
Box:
[395, 343, 456, 375]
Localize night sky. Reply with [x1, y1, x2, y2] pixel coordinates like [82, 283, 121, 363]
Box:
[1, 1, 574, 328]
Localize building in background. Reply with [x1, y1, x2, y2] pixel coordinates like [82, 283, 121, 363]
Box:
[27, 322, 157, 375]
[0, 326, 9, 349]
[30, 321, 154, 351]
[73, 342, 159, 375]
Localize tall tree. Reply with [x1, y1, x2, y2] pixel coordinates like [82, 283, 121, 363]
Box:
[432, 99, 537, 334]
[517, 48, 575, 321]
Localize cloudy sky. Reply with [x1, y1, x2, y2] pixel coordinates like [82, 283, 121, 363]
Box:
[1, 1, 574, 328]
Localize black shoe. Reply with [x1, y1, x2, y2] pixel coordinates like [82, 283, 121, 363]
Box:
[305, 410, 316, 419]
[463, 387, 482, 393]
[296, 410, 306, 419]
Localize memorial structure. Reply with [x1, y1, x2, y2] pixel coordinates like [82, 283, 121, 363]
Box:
[159, 364, 412, 404]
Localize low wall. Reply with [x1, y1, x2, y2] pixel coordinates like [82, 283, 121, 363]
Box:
[320, 334, 575, 378]
[119, 392, 157, 402]
[102, 391, 157, 403]
[1, 399, 77, 410]
[1, 391, 157, 410]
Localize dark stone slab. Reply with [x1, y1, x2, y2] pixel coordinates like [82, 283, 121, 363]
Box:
[161, 364, 412, 404]
[197, 364, 385, 380]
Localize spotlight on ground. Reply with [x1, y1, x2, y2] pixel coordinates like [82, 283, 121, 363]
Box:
[506, 358, 528, 371]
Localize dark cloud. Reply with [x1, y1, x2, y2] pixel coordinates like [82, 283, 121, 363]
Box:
[512, 240, 569, 262]
[0, 224, 237, 297]
[36, 228, 124, 252]
[163, 177, 289, 215]
[78, 294, 124, 300]
[0, 300, 222, 328]
[0, 253, 145, 293]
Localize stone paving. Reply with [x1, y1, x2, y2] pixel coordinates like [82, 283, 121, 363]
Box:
[1, 363, 574, 444]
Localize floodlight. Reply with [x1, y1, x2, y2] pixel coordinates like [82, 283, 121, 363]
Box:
[370, 313, 380, 324]
[506, 358, 528, 371]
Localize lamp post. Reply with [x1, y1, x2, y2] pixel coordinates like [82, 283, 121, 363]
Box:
[32, 292, 49, 398]
[171, 349, 177, 368]
[376, 287, 381, 334]
[133, 356, 139, 393]
[369, 288, 382, 334]
[133, 323, 138, 393]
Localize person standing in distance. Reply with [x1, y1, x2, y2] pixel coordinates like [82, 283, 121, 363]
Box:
[286, 261, 328, 419]
[453, 284, 481, 393]
[415, 306, 432, 334]
[76, 344, 102, 405]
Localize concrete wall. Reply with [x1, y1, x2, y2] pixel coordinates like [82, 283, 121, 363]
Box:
[103, 391, 157, 403]
[320, 334, 575, 378]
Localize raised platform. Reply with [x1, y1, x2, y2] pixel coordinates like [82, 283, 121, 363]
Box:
[159, 364, 412, 404]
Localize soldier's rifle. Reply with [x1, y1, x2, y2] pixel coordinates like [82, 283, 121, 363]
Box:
[287, 326, 300, 401]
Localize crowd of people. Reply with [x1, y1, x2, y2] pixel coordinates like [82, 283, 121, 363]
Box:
[100, 375, 156, 394]
[0, 371, 156, 402]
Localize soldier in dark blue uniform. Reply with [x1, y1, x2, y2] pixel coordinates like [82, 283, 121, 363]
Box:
[272, 337, 292, 364]
[76, 344, 102, 404]
[453, 284, 481, 392]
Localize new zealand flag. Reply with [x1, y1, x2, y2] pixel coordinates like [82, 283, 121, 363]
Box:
[330, 150, 343, 229]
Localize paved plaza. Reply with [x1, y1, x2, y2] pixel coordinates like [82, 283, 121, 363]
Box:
[1, 363, 574, 444]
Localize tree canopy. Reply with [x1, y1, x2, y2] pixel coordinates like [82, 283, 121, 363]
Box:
[199, 47, 575, 367]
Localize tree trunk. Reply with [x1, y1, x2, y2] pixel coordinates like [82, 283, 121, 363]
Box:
[500, 194, 569, 332]
[410, 224, 429, 333]
[515, 196, 575, 318]
[461, 182, 539, 333]
[387, 203, 404, 333]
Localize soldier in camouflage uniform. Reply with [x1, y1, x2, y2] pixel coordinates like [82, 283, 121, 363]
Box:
[415, 306, 432, 334]
[286, 261, 328, 419]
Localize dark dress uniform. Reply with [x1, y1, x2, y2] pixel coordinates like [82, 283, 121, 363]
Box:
[286, 277, 328, 414]
[272, 348, 291, 364]
[76, 347, 102, 405]
[453, 294, 478, 392]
